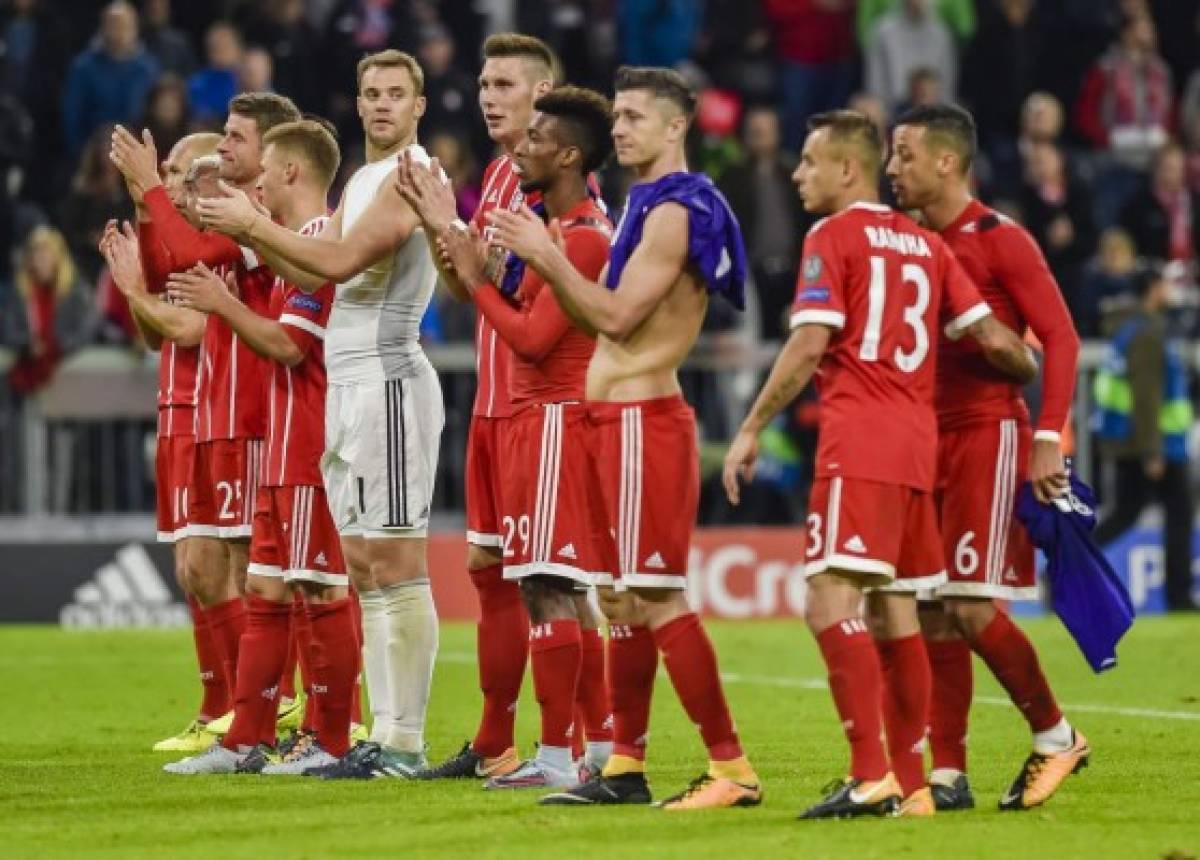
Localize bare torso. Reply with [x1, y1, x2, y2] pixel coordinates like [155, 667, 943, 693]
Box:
[585, 266, 707, 401]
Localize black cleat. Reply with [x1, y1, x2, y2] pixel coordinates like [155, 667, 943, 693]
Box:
[799, 775, 902, 820]
[539, 773, 653, 806]
[277, 729, 314, 759]
[412, 741, 484, 780]
[931, 774, 975, 811]
[234, 743, 277, 774]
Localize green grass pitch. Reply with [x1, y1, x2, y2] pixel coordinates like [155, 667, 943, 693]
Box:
[3, 617, 1199, 859]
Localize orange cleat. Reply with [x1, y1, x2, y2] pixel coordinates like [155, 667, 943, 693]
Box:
[999, 730, 1090, 811]
[898, 787, 936, 817]
[658, 774, 763, 810]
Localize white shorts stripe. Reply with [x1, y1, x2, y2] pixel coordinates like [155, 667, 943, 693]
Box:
[532, 405, 555, 563]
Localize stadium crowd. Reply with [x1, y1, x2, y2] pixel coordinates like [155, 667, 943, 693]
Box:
[0, 0, 1198, 359]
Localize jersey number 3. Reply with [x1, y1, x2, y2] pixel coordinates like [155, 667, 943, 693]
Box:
[860, 256, 930, 372]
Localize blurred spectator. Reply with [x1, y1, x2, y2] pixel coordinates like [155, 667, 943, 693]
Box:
[60, 1, 160, 158]
[865, 0, 957, 114]
[187, 20, 242, 123]
[141, 0, 196, 76]
[322, 0, 406, 134]
[1118, 142, 1199, 269]
[963, 0, 1049, 151]
[139, 73, 190, 159]
[427, 133, 482, 221]
[56, 125, 132, 283]
[0, 0, 68, 205]
[1, 225, 93, 393]
[93, 265, 137, 346]
[895, 66, 943, 116]
[719, 106, 805, 340]
[690, 88, 744, 180]
[617, 0, 702, 67]
[1075, 10, 1173, 170]
[858, 0, 975, 45]
[1077, 227, 1140, 337]
[242, 0, 322, 110]
[1181, 67, 1200, 193]
[694, 0, 772, 103]
[1093, 264, 1195, 611]
[1019, 142, 1097, 314]
[762, 0, 856, 154]
[515, 1, 600, 90]
[238, 47, 275, 94]
[418, 26, 486, 157]
[848, 92, 888, 142]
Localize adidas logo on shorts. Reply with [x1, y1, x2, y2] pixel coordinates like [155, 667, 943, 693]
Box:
[843, 535, 867, 553]
[314, 551, 328, 567]
[644, 552, 666, 570]
[557, 543, 577, 560]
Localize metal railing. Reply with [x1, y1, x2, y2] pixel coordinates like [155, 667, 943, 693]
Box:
[0, 339, 1190, 520]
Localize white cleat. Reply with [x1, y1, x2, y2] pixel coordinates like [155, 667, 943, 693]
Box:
[484, 758, 578, 790]
[163, 742, 243, 775]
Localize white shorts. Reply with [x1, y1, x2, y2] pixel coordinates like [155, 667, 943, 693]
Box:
[321, 366, 444, 539]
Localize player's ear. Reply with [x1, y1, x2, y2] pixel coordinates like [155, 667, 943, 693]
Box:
[413, 95, 427, 121]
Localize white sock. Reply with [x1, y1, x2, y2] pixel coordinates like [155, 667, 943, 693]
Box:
[358, 589, 392, 745]
[1032, 717, 1074, 755]
[585, 740, 613, 767]
[382, 579, 439, 754]
[536, 744, 572, 774]
[930, 767, 964, 787]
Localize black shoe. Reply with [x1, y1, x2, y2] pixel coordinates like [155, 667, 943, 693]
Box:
[411, 741, 487, 780]
[306, 741, 380, 780]
[234, 743, 277, 774]
[931, 774, 975, 811]
[798, 776, 902, 820]
[539, 773, 653, 806]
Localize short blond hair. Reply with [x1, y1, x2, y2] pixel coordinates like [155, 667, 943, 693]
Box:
[356, 49, 425, 96]
[263, 119, 342, 190]
[18, 226, 76, 301]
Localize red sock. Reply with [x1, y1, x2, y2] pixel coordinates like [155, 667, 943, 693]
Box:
[203, 596, 246, 704]
[349, 588, 364, 725]
[307, 597, 359, 757]
[926, 637, 973, 772]
[570, 707, 585, 759]
[877, 633, 932, 796]
[187, 595, 230, 720]
[608, 625, 657, 761]
[652, 614, 743, 762]
[470, 564, 529, 756]
[529, 620, 582, 749]
[816, 619, 889, 782]
[278, 599, 299, 702]
[577, 628, 612, 742]
[969, 611, 1063, 732]
[290, 596, 317, 731]
[222, 595, 290, 751]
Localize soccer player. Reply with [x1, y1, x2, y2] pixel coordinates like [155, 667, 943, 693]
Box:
[197, 50, 443, 779]
[397, 33, 562, 782]
[886, 104, 1088, 812]
[101, 133, 220, 752]
[722, 110, 1037, 819]
[156, 119, 360, 775]
[489, 66, 759, 810]
[110, 92, 303, 739]
[436, 86, 615, 789]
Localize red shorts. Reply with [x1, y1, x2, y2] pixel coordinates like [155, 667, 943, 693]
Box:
[936, 418, 1037, 599]
[465, 414, 507, 549]
[804, 476, 945, 590]
[184, 438, 262, 540]
[247, 485, 348, 585]
[155, 434, 195, 542]
[499, 403, 596, 586]
[587, 395, 698, 591]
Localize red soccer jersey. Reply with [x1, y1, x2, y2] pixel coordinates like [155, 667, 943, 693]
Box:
[470, 155, 525, 418]
[263, 216, 332, 487]
[473, 199, 610, 407]
[937, 200, 1080, 436]
[196, 252, 274, 442]
[790, 202, 989, 492]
